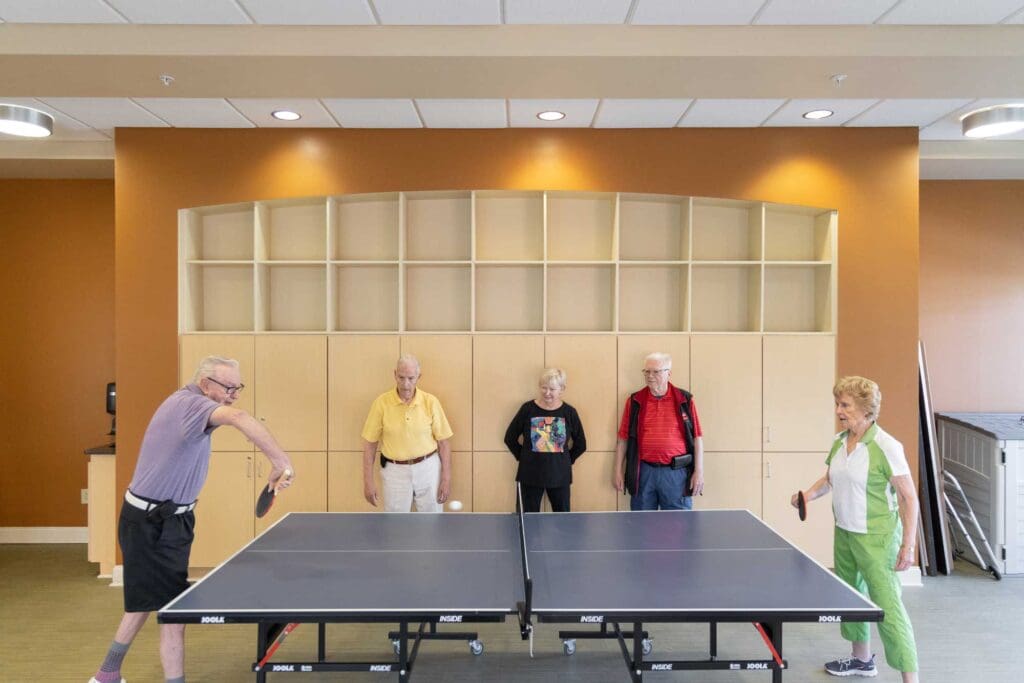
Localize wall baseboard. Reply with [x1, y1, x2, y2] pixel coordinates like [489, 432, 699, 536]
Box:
[0, 527, 88, 543]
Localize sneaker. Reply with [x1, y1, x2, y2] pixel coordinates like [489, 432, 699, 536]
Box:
[89, 678, 125, 683]
[824, 655, 878, 677]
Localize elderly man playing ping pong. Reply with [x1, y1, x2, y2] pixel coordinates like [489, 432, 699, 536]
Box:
[91, 356, 293, 683]
[361, 354, 453, 512]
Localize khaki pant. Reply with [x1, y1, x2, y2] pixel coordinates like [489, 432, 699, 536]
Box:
[381, 454, 441, 512]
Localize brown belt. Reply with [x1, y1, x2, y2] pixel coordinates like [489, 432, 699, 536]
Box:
[381, 451, 437, 466]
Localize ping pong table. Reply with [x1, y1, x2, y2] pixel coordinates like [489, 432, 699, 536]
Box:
[158, 507, 882, 682]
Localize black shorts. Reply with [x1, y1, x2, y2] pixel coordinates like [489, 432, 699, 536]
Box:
[118, 501, 195, 612]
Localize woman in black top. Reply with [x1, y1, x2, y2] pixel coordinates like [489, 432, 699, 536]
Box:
[503, 368, 587, 512]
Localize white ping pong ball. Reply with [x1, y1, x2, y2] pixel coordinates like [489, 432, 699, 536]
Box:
[448, 500, 463, 511]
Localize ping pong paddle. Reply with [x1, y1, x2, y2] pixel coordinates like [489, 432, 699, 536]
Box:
[254, 622, 299, 671]
[255, 468, 292, 518]
[796, 490, 807, 522]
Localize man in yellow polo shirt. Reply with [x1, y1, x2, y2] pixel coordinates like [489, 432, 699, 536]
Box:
[361, 354, 453, 512]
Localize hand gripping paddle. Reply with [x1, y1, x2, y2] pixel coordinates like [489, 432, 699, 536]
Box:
[255, 468, 292, 518]
[796, 490, 807, 522]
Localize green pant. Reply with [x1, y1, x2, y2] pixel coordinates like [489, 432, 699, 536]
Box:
[833, 526, 918, 673]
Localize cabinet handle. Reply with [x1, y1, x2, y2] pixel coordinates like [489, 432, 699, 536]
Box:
[765, 426, 772, 444]
[247, 456, 253, 480]
[765, 460, 772, 479]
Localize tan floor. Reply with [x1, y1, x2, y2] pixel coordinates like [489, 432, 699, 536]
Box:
[1, 544, 1021, 682]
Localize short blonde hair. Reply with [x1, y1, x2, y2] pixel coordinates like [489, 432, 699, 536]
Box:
[539, 367, 567, 390]
[833, 376, 881, 421]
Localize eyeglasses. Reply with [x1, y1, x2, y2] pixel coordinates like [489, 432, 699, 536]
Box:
[641, 368, 669, 376]
[207, 377, 245, 395]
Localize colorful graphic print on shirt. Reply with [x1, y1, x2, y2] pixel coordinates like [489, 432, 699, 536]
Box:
[530, 416, 567, 453]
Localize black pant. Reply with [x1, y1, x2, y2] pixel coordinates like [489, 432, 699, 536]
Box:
[521, 484, 571, 512]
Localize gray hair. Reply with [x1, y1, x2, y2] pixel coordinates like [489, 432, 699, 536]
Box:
[396, 354, 421, 374]
[193, 356, 239, 382]
[539, 367, 567, 390]
[643, 352, 672, 370]
[833, 376, 882, 421]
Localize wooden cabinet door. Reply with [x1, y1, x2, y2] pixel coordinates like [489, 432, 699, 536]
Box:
[189, 452, 253, 569]
[545, 335, 618, 452]
[179, 335, 255, 452]
[690, 335, 762, 452]
[329, 335, 400, 451]
[473, 335, 544, 452]
[473, 451, 519, 512]
[763, 335, 836, 452]
[327, 451, 383, 512]
[570, 451, 618, 511]
[400, 335, 472, 452]
[253, 452, 327, 534]
[254, 335, 327, 451]
[692, 451, 763, 515]
[762, 452, 834, 566]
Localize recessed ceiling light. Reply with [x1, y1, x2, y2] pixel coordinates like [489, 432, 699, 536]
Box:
[961, 104, 1024, 139]
[536, 110, 566, 122]
[0, 104, 54, 138]
[802, 109, 834, 120]
[272, 110, 301, 121]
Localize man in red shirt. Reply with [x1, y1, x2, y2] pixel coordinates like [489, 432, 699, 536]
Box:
[613, 352, 704, 510]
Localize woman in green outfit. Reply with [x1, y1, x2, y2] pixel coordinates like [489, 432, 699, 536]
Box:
[794, 376, 919, 681]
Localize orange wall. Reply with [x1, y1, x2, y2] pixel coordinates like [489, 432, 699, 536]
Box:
[920, 180, 1024, 412]
[115, 127, 921, 502]
[0, 179, 115, 526]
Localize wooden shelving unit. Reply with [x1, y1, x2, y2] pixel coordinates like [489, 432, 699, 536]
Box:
[179, 190, 836, 334]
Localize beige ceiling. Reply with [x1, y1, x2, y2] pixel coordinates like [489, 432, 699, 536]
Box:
[2, 18, 1024, 179]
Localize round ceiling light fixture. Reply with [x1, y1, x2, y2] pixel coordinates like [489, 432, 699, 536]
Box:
[961, 104, 1024, 139]
[802, 109, 834, 121]
[0, 104, 54, 138]
[271, 110, 302, 121]
[536, 110, 566, 121]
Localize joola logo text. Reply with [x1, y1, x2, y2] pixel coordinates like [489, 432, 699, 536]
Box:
[746, 662, 769, 669]
[651, 663, 673, 670]
[271, 664, 294, 672]
[438, 615, 463, 622]
[819, 615, 842, 623]
[369, 665, 392, 671]
[579, 615, 603, 623]
[200, 616, 225, 623]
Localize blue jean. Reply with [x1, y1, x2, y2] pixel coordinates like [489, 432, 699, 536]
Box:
[630, 464, 692, 511]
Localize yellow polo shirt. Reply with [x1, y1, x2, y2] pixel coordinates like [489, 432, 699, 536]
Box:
[361, 388, 454, 460]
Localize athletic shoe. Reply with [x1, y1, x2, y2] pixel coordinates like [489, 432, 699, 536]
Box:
[824, 655, 878, 677]
[89, 678, 125, 683]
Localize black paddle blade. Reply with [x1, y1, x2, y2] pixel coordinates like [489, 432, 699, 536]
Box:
[255, 484, 276, 518]
[797, 490, 807, 522]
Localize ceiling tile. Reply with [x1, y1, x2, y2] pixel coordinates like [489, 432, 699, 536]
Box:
[755, 0, 896, 25]
[846, 99, 972, 127]
[593, 99, 692, 127]
[37, 98, 170, 128]
[374, 0, 501, 25]
[632, 0, 764, 25]
[227, 99, 338, 127]
[879, 0, 1024, 24]
[677, 99, 786, 127]
[322, 99, 422, 128]
[509, 99, 599, 127]
[237, 0, 375, 25]
[920, 99, 1024, 140]
[763, 99, 879, 126]
[133, 99, 255, 127]
[0, 98, 110, 141]
[107, 0, 251, 24]
[416, 100, 507, 128]
[0, 0, 126, 23]
[506, 0, 631, 24]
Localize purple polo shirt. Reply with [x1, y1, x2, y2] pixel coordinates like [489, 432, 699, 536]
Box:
[128, 384, 221, 504]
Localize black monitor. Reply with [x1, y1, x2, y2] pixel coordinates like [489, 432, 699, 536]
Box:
[106, 382, 116, 436]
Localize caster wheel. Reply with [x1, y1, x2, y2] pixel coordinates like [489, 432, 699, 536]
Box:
[642, 638, 653, 656]
[469, 639, 484, 656]
[563, 639, 577, 656]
